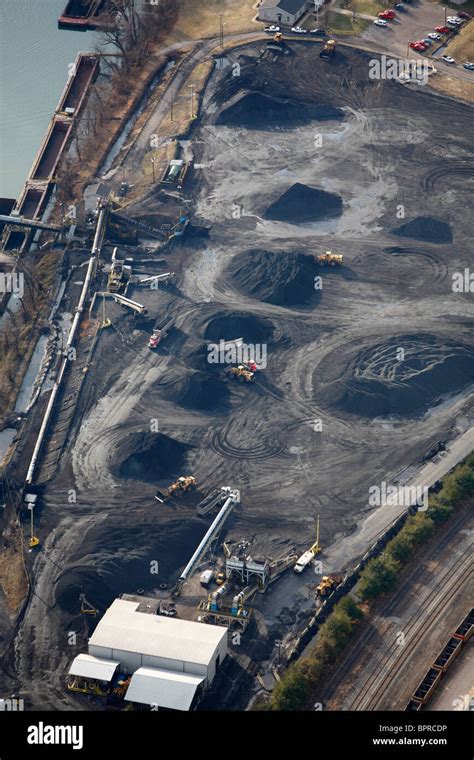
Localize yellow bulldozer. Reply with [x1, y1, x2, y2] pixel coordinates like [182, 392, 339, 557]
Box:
[316, 574, 343, 597]
[315, 251, 343, 266]
[155, 475, 196, 503]
[228, 365, 254, 383]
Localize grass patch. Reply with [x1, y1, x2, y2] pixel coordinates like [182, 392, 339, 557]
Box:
[174, 0, 257, 39]
[326, 11, 371, 35]
[445, 20, 474, 61]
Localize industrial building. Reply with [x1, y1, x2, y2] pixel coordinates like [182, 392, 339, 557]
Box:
[68, 597, 228, 710]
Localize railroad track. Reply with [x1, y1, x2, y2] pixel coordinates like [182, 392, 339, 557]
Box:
[317, 508, 473, 707]
[346, 548, 472, 710]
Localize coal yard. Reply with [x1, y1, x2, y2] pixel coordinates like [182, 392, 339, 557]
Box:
[2, 41, 474, 712]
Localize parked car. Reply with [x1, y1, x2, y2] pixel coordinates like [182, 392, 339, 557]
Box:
[409, 41, 425, 51]
[379, 10, 396, 19]
[457, 12, 471, 20]
[427, 32, 441, 40]
[422, 38, 432, 46]
[374, 18, 388, 26]
[310, 28, 327, 36]
[447, 17, 463, 25]
[264, 25, 280, 32]
[395, 3, 407, 10]
[291, 26, 307, 33]
[463, 62, 474, 70]
[435, 26, 450, 33]
[441, 55, 456, 64]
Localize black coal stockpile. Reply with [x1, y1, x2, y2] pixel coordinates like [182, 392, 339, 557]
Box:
[116, 432, 191, 483]
[322, 338, 474, 418]
[204, 312, 274, 344]
[54, 519, 208, 614]
[265, 183, 343, 223]
[390, 216, 453, 244]
[227, 249, 320, 307]
[178, 373, 230, 412]
[216, 92, 344, 129]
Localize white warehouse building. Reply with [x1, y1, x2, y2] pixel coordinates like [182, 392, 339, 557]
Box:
[258, 0, 322, 26]
[68, 598, 227, 710]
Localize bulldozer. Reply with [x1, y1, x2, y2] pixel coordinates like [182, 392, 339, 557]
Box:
[316, 574, 343, 597]
[155, 475, 196, 503]
[228, 365, 254, 383]
[315, 251, 343, 266]
[320, 39, 336, 59]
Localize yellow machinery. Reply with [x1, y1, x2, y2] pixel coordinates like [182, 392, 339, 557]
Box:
[274, 32, 282, 43]
[155, 475, 196, 503]
[215, 570, 226, 585]
[101, 294, 111, 329]
[316, 574, 343, 597]
[229, 365, 254, 383]
[316, 251, 343, 266]
[28, 504, 40, 549]
[320, 39, 336, 59]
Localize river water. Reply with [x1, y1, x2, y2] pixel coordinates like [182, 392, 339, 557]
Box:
[0, 0, 99, 200]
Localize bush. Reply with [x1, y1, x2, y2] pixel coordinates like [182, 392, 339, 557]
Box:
[271, 663, 310, 711]
[358, 555, 400, 601]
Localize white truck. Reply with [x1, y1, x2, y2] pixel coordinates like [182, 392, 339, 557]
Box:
[294, 550, 315, 574]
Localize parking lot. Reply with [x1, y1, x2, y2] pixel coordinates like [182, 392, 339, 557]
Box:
[362, 0, 474, 76]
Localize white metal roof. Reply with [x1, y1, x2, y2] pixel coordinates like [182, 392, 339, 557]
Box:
[89, 599, 227, 666]
[68, 653, 120, 682]
[124, 667, 204, 710]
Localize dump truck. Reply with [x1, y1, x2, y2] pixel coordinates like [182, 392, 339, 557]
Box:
[316, 574, 343, 597]
[316, 251, 343, 266]
[148, 315, 174, 349]
[228, 365, 254, 382]
[155, 475, 196, 503]
[320, 39, 336, 59]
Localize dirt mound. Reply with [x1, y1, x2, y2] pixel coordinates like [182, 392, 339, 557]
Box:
[116, 432, 191, 483]
[227, 249, 320, 306]
[54, 520, 208, 614]
[390, 217, 452, 244]
[204, 312, 274, 344]
[265, 183, 343, 223]
[216, 91, 344, 129]
[317, 336, 474, 418]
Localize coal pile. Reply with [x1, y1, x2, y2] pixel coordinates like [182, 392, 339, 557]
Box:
[116, 432, 191, 483]
[54, 519, 209, 614]
[390, 217, 452, 244]
[216, 92, 344, 129]
[318, 337, 474, 418]
[204, 311, 274, 344]
[265, 183, 343, 223]
[176, 374, 230, 412]
[227, 249, 320, 306]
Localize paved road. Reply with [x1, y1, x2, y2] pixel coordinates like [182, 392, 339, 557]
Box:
[325, 422, 474, 572]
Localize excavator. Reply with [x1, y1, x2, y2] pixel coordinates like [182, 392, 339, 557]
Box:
[228, 364, 254, 383]
[155, 475, 196, 503]
[315, 251, 343, 266]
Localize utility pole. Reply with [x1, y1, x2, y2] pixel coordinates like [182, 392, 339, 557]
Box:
[188, 83, 195, 119]
[219, 13, 224, 48]
[151, 156, 156, 183]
